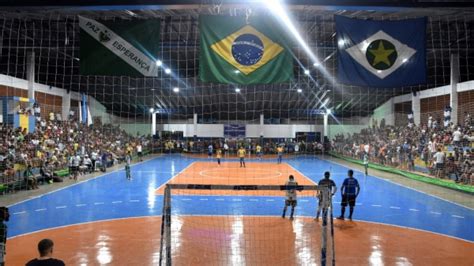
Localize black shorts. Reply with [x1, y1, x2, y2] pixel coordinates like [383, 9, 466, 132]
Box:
[436, 163, 444, 170]
[138, 152, 143, 157]
[71, 166, 78, 174]
[341, 195, 356, 207]
[285, 199, 297, 207]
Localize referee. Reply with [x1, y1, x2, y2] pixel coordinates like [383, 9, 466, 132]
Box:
[337, 169, 360, 221]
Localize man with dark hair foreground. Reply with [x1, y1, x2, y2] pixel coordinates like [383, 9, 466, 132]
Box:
[26, 239, 65, 266]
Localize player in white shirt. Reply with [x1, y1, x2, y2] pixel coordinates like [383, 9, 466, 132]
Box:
[137, 144, 143, 161]
[282, 175, 298, 220]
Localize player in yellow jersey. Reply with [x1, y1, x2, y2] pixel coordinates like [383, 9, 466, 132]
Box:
[277, 146, 284, 164]
[238, 147, 246, 168]
[256, 144, 262, 160]
[216, 148, 222, 166]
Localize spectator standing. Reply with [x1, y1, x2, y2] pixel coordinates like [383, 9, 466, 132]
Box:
[433, 148, 445, 178]
[453, 127, 462, 147]
[136, 143, 143, 161]
[91, 150, 98, 172]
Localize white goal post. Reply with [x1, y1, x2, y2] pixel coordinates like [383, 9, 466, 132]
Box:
[159, 183, 335, 266]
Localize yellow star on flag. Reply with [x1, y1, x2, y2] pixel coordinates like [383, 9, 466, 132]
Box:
[368, 41, 395, 67]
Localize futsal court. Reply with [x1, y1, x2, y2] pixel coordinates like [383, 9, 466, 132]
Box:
[1, 1, 474, 265]
[5, 155, 474, 265]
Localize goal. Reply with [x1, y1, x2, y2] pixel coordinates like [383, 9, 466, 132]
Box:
[159, 184, 335, 266]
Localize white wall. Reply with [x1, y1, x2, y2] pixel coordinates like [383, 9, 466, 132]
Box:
[372, 98, 395, 126]
[120, 123, 151, 136]
[88, 96, 111, 124]
[246, 124, 322, 138]
[327, 125, 368, 140]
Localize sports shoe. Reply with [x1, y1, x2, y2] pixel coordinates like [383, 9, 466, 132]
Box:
[336, 216, 344, 220]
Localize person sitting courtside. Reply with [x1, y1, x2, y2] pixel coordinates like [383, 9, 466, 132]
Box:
[26, 238, 65, 266]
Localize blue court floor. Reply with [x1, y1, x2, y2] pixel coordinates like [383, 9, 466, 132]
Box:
[6, 155, 474, 243]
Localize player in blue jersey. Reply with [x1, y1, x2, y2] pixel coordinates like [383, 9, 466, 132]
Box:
[337, 169, 360, 221]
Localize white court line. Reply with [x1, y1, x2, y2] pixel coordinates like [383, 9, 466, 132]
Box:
[94, 202, 104, 205]
[76, 204, 86, 207]
[199, 198, 208, 201]
[371, 204, 382, 207]
[112, 201, 122, 204]
[287, 163, 318, 186]
[7, 214, 474, 244]
[390, 206, 401, 209]
[356, 203, 362, 206]
[321, 157, 474, 211]
[333, 201, 341, 204]
[452, 215, 465, 219]
[232, 199, 242, 202]
[430, 211, 442, 215]
[300, 199, 309, 202]
[55, 206, 67, 209]
[129, 200, 140, 202]
[181, 198, 191, 201]
[215, 198, 225, 201]
[8, 156, 158, 207]
[199, 167, 283, 179]
[266, 199, 275, 202]
[409, 208, 419, 212]
[34, 208, 46, 212]
[249, 199, 259, 202]
[13, 211, 26, 215]
[155, 162, 196, 192]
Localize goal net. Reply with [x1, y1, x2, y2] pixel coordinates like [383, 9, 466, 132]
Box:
[159, 183, 335, 266]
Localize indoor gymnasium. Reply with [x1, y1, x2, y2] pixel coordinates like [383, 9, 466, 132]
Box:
[0, 0, 473, 265]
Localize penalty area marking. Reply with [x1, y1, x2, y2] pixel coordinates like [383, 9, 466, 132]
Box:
[199, 167, 283, 179]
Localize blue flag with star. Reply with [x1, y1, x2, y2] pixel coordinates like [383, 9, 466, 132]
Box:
[335, 15, 426, 87]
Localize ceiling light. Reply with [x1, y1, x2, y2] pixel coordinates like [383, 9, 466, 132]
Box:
[402, 58, 408, 63]
[338, 39, 345, 47]
[165, 68, 171, 74]
[304, 69, 310, 75]
[173, 87, 179, 93]
[313, 62, 320, 67]
[149, 108, 154, 113]
[235, 88, 241, 93]
[156, 60, 162, 66]
[297, 88, 302, 93]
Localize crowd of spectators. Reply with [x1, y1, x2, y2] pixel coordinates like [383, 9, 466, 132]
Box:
[0, 117, 150, 192]
[159, 138, 324, 156]
[332, 112, 473, 185]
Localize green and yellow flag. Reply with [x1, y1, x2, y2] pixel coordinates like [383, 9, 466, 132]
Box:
[199, 15, 293, 85]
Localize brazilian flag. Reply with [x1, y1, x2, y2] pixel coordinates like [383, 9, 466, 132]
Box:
[199, 15, 293, 85]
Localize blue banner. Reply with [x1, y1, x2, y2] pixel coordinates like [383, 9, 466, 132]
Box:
[224, 124, 245, 138]
[336, 15, 426, 87]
